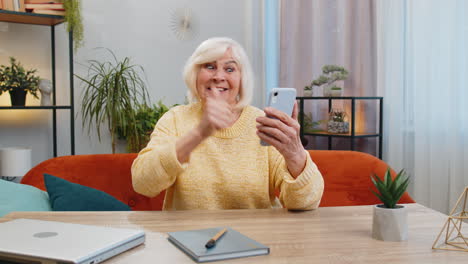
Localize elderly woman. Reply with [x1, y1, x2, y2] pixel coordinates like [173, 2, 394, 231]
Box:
[132, 37, 324, 210]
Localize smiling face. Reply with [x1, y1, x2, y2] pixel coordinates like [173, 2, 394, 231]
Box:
[196, 48, 241, 106]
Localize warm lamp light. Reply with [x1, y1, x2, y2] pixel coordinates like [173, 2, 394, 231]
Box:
[0, 147, 32, 180]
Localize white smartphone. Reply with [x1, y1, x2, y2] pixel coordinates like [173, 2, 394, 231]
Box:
[260, 88, 297, 146]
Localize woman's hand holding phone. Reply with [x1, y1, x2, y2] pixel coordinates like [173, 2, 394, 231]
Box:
[256, 100, 307, 178]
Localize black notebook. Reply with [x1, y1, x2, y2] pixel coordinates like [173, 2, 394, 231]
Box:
[167, 227, 269, 263]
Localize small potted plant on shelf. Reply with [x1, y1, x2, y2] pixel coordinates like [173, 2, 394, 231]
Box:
[371, 168, 410, 241]
[307, 65, 348, 97]
[330, 86, 343, 97]
[327, 108, 349, 134]
[302, 112, 325, 133]
[0, 57, 40, 106]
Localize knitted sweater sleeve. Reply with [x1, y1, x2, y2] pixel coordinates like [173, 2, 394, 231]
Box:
[269, 147, 324, 210]
[131, 109, 185, 197]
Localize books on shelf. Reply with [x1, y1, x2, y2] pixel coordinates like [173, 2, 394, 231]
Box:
[168, 227, 270, 263]
[25, 0, 61, 3]
[25, 3, 64, 10]
[32, 8, 64, 15]
[1, 0, 25, 11]
[22, 0, 63, 14]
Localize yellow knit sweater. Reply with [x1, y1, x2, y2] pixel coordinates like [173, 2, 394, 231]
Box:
[131, 103, 324, 210]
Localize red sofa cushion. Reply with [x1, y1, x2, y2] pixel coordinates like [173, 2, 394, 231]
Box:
[21, 153, 164, 211]
[309, 150, 414, 206]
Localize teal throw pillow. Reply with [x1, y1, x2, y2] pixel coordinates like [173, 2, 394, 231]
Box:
[43, 173, 131, 211]
[0, 179, 52, 217]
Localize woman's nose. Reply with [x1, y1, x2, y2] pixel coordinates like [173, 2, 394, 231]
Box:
[212, 69, 226, 82]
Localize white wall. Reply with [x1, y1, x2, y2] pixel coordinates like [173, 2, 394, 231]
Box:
[0, 0, 264, 167]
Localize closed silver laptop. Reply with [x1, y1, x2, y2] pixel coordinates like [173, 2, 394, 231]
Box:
[0, 218, 145, 264]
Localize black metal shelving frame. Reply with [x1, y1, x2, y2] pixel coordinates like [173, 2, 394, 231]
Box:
[0, 10, 75, 157]
[297, 96, 383, 159]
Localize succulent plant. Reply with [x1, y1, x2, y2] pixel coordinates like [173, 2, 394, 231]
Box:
[371, 168, 410, 208]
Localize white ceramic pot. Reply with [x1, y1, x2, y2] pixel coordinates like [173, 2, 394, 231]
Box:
[303, 90, 313, 97]
[330, 89, 342, 97]
[322, 84, 332, 97]
[372, 204, 408, 241]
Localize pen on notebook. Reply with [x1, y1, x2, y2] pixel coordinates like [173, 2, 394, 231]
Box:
[205, 228, 227, 248]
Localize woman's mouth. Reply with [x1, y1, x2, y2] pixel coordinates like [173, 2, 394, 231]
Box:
[207, 87, 228, 92]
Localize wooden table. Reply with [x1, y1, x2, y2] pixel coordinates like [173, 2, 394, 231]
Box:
[1, 204, 465, 263]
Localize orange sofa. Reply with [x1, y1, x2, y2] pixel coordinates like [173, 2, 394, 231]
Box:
[21, 150, 414, 210]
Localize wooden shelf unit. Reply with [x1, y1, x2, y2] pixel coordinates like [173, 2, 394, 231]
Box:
[297, 96, 383, 158]
[0, 10, 75, 157]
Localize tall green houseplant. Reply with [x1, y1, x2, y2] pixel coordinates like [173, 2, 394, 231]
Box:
[76, 49, 150, 153]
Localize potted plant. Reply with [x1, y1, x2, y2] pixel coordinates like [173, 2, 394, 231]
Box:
[327, 108, 349, 133]
[330, 86, 342, 97]
[76, 49, 150, 154]
[117, 101, 176, 153]
[307, 65, 348, 97]
[371, 168, 410, 241]
[0, 57, 40, 106]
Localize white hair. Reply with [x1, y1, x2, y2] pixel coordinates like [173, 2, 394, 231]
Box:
[182, 37, 254, 108]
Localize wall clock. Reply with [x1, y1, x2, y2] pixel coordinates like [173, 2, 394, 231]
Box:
[170, 7, 198, 41]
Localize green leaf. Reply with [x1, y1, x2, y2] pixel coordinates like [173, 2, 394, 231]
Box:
[384, 168, 392, 189]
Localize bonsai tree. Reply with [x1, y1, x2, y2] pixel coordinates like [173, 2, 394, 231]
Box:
[117, 101, 177, 153]
[306, 65, 349, 94]
[76, 49, 150, 153]
[0, 57, 40, 105]
[371, 168, 410, 208]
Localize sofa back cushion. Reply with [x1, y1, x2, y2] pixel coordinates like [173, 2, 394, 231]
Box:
[21, 154, 165, 211]
[21, 151, 414, 211]
[308, 150, 414, 206]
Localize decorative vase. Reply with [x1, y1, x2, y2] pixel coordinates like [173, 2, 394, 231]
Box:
[372, 204, 408, 241]
[9, 89, 27, 106]
[322, 84, 332, 97]
[39, 79, 52, 106]
[303, 90, 313, 97]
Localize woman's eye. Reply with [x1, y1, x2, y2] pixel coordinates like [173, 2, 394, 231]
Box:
[205, 64, 215, 70]
[226, 67, 235, 73]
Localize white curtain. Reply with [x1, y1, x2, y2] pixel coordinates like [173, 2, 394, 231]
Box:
[280, 0, 379, 155]
[377, 0, 468, 214]
[280, 0, 376, 97]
